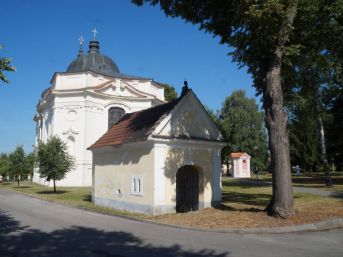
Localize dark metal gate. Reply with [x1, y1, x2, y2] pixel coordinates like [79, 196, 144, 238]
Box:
[176, 165, 199, 213]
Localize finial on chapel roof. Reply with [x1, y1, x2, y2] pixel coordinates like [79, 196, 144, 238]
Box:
[181, 78, 189, 96]
[184, 79, 188, 87]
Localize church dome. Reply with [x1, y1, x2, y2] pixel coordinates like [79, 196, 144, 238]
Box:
[66, 40, 120, 76]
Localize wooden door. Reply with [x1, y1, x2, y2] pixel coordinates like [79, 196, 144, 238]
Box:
[242, 159, 247, 176]
[176, 165, 199, 213]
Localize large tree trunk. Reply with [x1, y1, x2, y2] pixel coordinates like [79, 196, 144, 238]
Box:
[263, 2, 298, 219]
[264, 48, 294, 218]
[53, 179, 56, 193]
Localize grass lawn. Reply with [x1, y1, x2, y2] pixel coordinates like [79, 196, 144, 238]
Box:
[1, 177, 342, 229]
[147, 177, 343, 229]
[249, 172, 343, 192]
[0, 181, 145, 219]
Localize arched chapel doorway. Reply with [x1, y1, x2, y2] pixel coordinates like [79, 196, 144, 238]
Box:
[176, 165, 199, 213]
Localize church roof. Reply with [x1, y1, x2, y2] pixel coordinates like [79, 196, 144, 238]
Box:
[230, 152, 251, 158]
[88, 89, 188, 149]
[66, 40, 120, 77]
[65, 39, 152, 80]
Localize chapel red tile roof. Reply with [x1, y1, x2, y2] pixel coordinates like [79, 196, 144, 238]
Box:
[230, 152, 250, 158]
[88, 92, 185, 149]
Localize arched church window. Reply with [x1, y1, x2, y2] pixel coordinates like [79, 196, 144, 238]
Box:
[108, 107, 125, 129]
[67, 136, 75, 156]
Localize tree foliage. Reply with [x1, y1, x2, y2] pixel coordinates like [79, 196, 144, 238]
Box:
[0, 45, 15, 83]
[133, 0, 343, 218]
[36, 136, 75, 193]
[280, 1, 342, 184]
[158, 82, 178, 102]
[0, 148, 35, 184]
[8, 146, 27, 186]
[324, 83, 343, 170]
[25, 152, 36, 179]
[0, 153, 10, 178]
[221, 90, 268, 172]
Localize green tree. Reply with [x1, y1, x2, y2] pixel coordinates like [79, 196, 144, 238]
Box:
[25, 152, 36, 181]
[205, 106, 230, 166]
[36, 136, 75, 193]
[205, 106, 223, 133]
[8, 146, 27, 187]
[220, 90, 268, 172]
[0, 153, 10, 179]
[0, 45, 15, 83]
[157, 82, 178, 101]
[133, 0, 342, 218]
[280, 1, 343, 185]
[324, 82, 343, 171]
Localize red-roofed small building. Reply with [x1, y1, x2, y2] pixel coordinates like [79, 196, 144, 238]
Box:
[89, 87, 225, 214]
[229, 152, 251, 178]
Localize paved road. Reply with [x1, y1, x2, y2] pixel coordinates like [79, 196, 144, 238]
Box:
[0, 188, 342, 257]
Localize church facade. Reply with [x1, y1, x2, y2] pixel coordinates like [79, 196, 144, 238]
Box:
[33, 39, 165, 187]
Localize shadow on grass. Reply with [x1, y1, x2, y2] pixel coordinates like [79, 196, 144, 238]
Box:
[13, 186, 32, 189]
[222, 179, 269, 189]
[221, 191, 270, 207]
[216, 204, 264, 213]
[37, 190, 69, 195]
[82, 194, 92, 203]
[292, 173, 343, 186]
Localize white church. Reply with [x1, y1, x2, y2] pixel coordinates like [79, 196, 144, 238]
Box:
[33, 36, 165, 187]
[33, 33, 225, 214]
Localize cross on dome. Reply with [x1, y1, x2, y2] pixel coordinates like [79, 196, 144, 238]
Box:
[92, 28, 98, 39]
[78, 35, 84, 46]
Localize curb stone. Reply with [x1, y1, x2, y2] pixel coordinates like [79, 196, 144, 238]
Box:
[135, 217, 343, 235]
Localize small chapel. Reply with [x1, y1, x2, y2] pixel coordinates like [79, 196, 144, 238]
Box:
[33, 32, 225, 214]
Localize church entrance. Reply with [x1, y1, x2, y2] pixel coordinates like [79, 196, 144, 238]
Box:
[176, 165, 199, 213]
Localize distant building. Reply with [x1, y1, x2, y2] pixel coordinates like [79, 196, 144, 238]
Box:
[229, 152, 251, 178]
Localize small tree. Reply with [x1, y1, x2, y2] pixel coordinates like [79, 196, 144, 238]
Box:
[8, 146, 26, 187]
[36, 136, 75, 193]
[25, 152, 36, 181]
[0, 153, 10, 180]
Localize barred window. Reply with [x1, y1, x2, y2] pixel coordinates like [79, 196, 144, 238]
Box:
[108, 107, 125, 129]
[131, 176, 143, 196]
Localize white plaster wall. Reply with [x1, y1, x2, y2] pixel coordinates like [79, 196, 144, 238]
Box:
[34, 72, 165, 187]
[153, 144, 167, 205]
[92, 144, 155, 210]
[92, 140, 222, 214]
[161, 141, 223, 209]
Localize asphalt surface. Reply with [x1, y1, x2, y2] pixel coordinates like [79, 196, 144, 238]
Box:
[0, 188, 342, 257]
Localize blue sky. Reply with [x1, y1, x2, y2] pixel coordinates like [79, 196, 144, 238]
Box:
[0, 0, 257, 153]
